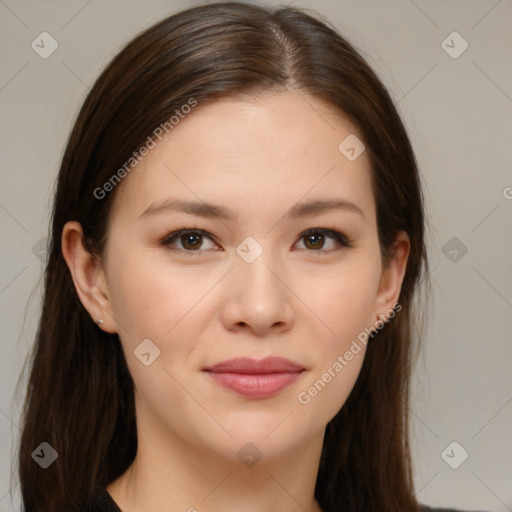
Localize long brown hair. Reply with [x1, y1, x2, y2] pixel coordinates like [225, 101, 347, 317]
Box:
[14, 3, 430, 511]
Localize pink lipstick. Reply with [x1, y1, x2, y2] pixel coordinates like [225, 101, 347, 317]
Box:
[203, 357, 305, 399]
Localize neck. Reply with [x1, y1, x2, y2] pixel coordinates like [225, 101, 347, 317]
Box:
[107, 409, 325, 512]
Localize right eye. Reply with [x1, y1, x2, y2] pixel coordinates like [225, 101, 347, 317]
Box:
[160, 229, 221, 252]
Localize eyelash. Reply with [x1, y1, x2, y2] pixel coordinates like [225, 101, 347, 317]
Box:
[159, 227, 352, 255]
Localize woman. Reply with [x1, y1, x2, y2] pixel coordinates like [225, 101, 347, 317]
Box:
[15, 2, 483, 511]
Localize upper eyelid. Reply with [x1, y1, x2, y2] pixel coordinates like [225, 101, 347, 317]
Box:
[161, 227, 349, 250]
[160, 228, 218, 248]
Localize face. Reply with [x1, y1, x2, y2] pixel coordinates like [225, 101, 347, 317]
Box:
[71, 91, 408, 465]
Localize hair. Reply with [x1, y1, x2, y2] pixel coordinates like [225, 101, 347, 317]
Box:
[14, 2, 430, 511]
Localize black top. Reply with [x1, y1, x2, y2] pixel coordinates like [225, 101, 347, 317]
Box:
[76, 487, 489, 512]
[77, 488, 121, 511]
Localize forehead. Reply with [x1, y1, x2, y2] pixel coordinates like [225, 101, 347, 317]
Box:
[110, 91, 374, 223]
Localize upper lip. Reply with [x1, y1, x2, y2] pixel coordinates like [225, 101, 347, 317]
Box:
[203, 357, 305, 374]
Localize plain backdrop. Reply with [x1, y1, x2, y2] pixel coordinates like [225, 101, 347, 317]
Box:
[1, 1, 511, 511]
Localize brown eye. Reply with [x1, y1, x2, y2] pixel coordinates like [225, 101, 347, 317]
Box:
[303, 232, 326, 250]
[161, 230, 218, 251]
[181, 232, 203, 250]
[297, 228, 351, 252]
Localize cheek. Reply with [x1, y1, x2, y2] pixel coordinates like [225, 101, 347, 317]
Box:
[106, 249, 207, 339]
[106, 254, 208, 417]
[105, 250, 220, 383]
[304, 254, 381, 346]
[294, 255, 380, 418]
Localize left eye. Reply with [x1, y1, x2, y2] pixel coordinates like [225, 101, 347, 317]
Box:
[295, 228, 350, 252]
[161, 229, 218, 251]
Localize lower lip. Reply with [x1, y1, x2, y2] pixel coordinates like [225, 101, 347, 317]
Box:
[205, 371, 303, 398]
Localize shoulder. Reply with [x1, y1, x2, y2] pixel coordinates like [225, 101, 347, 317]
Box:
[419, 504, 491, 512]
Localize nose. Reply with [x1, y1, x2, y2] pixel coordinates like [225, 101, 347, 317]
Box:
[219, 251, 295, 336]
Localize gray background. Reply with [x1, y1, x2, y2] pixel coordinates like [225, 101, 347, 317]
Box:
[1, 0, 511, 510]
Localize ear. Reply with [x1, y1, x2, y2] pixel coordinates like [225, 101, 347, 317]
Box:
[61, 221, 117, 333]
[373, 230, 410, 320]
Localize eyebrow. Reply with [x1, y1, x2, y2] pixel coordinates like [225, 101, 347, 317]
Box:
[139, 198, 364, 220]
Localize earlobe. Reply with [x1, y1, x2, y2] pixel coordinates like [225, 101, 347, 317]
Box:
[374, 230, 410, 317]
[61, 221, 117, 333]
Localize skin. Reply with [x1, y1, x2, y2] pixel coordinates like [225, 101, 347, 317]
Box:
[62, 90, 409, 512]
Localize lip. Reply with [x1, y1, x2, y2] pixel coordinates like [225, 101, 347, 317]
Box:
[203, 357, 305, 399]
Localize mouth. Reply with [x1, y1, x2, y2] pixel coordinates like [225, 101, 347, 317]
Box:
[202, 357, 305, 399]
